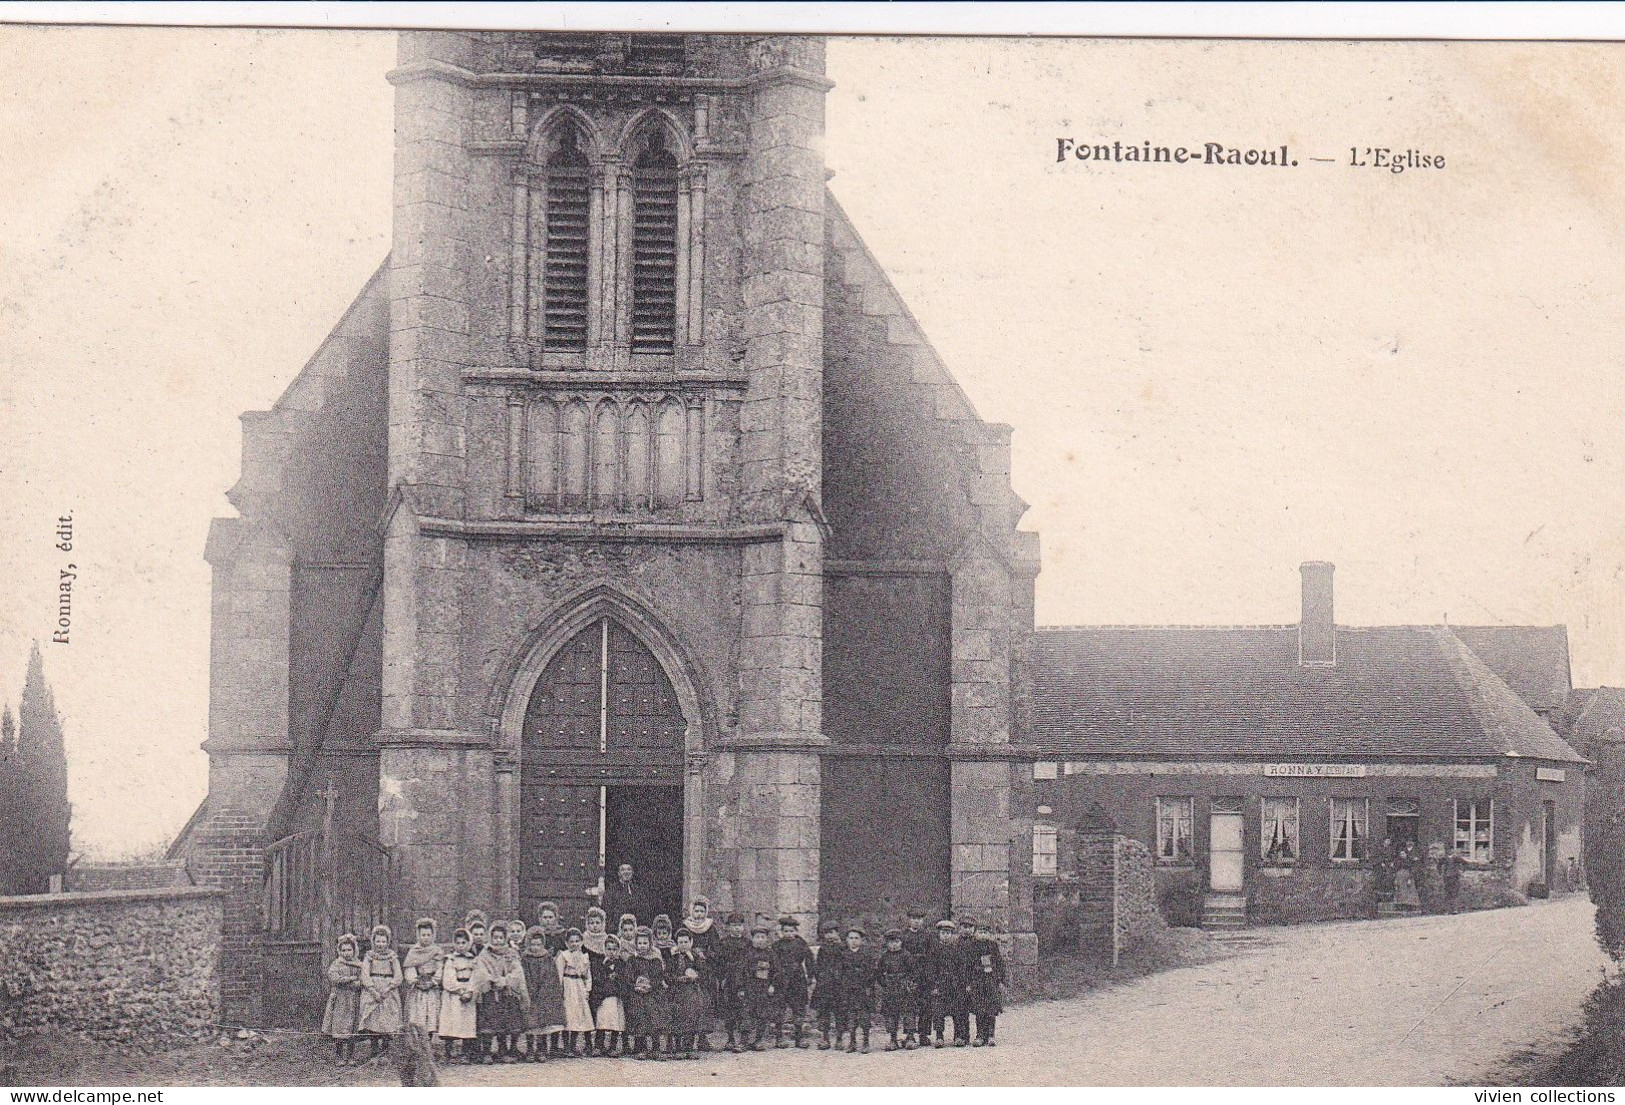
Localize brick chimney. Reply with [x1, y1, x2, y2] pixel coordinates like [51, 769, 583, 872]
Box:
[1299, 561, 1336, 666]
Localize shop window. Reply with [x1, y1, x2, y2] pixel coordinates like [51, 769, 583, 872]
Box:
[1261, 797, 1300, 863]
[1032, 823, 1058, 877]
[1330, 797, 1368, 861]
[1155, 797, 1193, 865]
[1454, 799, 1494, 863]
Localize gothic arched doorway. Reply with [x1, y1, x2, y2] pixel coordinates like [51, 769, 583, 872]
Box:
[520, 616, 686, 922]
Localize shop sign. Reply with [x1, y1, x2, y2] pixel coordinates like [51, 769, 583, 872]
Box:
[1263, 763, 1368, 778]
[1536, 767, 1567, 782]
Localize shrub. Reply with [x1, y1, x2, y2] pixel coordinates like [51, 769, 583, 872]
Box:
[1528, 879, 1550, 900]
[1158, 882, 1203, 928]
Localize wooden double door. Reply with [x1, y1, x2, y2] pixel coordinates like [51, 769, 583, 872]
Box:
[520, 617, 686, 923]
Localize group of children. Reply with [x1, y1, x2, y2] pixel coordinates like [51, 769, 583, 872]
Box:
[322, 897, 1009, 1063]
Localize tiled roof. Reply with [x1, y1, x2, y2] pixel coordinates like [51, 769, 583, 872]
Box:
[1449, 625, 1573, 713]
[1027, 624, 1586, 763]
[1558, 687, 1625, 759]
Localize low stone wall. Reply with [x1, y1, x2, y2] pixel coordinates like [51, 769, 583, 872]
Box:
[64, 862, 192, 894]
[0, 887, 223, 1047]
[1249, 866, 1376, 924]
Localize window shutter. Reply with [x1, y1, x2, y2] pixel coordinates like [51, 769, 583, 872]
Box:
[631, 133, 679, 354]
[543, 130, 590, 352]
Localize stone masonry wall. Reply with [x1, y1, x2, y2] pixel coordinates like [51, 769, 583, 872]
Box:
[1113, 837, 1165, 957]
[1040, 832, 1164, 963]
[0, 888, 223, 1047]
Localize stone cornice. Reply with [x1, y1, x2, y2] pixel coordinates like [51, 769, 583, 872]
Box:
[375, 728, 489, 749]
[388, 60, 830, 94]
[418, 517, 787, 545]
[461, 367, 750, 391]
[715, 732, 831, 753]
[825, 559, 947, 578]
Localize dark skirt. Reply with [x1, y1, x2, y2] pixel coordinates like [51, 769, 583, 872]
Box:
[669, 983, 707, 1034]
[477, 992, 526, 1035]
[625, 990, 670, 1036]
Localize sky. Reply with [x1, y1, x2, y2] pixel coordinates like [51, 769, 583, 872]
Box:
[2, 28, 1624, 857]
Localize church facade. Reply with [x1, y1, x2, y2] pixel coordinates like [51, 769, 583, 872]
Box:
[196, 31, 1040, 1022]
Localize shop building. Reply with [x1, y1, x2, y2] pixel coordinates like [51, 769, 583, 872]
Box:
[1020, 563, 1587, 926]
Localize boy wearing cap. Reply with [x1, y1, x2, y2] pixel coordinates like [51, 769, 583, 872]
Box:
[740, 926, 779, 1051]
[877, 929, 918, 1050]
[712, 913, 750, 1052]
[967, 921, 1007, 1046]
[810, 921, 846, 1049]
[836, 926, 876, 1053]
[901, 910, 932, 1046]
[923, 919, 968, 1048]
[770, 916, 814, 1048]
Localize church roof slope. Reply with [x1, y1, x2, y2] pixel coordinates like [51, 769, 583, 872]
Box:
[1027, 624, 1586, 763]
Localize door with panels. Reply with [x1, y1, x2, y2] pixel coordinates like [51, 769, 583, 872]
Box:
[521, 617, 687, 922]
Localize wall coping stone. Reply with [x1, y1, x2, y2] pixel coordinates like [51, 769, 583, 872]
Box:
[0, 886, 225, 911]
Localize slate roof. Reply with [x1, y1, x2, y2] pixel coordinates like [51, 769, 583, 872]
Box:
[1026, 624, 1586, 763]
[1448, 625, 1573, 714]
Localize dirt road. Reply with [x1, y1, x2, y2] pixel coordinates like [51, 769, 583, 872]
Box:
[403, 896, 1604, 1086]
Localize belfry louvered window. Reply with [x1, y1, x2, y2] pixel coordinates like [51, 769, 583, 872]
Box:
[543, 127, 591, 352]
[631, 131, 679, 354]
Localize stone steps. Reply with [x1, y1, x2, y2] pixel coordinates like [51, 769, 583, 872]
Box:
[1202, 892, 1248, 929]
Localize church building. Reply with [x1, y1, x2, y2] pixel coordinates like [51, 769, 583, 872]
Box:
[193, 31, 1040, 1022]
[187, 30, 1587, 1026]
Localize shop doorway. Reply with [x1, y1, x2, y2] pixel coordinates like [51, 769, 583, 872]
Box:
[1209, 798, 1245, 892]
[1385, 798, 1420, 854]
[1542, 800, 1557, 886]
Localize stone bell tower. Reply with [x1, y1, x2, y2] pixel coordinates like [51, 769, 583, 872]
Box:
[379, 31, 833, 926]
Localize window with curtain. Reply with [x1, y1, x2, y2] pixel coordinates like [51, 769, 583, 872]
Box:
[1454, 799, 1494, 862]
[1261, 797, 1300, 863]
[1155, 797, 1193, 864]
[1330, 797, 1368, 861]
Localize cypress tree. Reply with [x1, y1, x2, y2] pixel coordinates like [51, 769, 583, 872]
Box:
[14, 643, 71, 894]
[0, 704, 15, 895]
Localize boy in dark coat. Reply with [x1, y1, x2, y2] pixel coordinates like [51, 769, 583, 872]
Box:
[900, 909, 933, 1046]
[770, 916, 814, 1048]
[740, 926, 779, 1051]
[810, 921, 845, 1049]
[711, 913, 750, 1052]
[836, 926, 876, 1053]
[966, 921, 1007, 1046]
[876, 929, 919, 1050]
[923, 919, 968, 1048]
